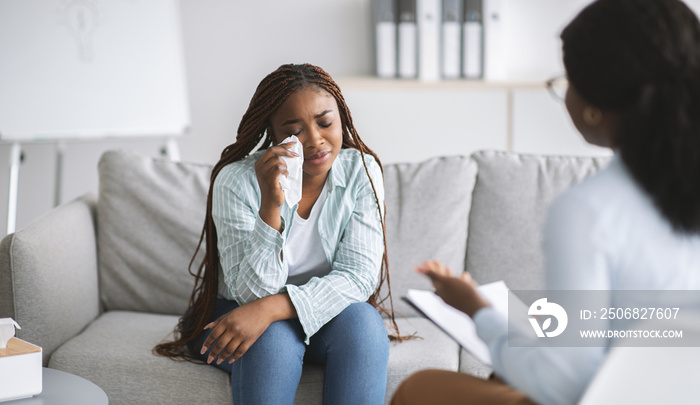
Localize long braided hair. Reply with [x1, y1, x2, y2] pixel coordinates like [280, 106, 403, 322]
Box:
[562, 0, 700, 234]
[155, 63, 403, 361]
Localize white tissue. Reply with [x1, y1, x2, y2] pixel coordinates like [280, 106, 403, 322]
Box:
[0, 318, 20, 349]
[278, 135, 304, 208]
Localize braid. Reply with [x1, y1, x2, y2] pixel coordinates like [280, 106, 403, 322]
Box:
[154, 64, 407, 361]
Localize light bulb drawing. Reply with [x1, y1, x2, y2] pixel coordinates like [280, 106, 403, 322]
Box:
[59, 0, 100, 63]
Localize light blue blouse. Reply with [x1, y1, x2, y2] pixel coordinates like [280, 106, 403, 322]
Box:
[475, 155, 700, 405]
[212, 148, 385, 343]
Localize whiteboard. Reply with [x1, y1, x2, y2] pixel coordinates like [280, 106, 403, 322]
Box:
[0, 0, 190, 140]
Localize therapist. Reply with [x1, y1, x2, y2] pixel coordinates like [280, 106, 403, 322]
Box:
[392, 0, 700, 404]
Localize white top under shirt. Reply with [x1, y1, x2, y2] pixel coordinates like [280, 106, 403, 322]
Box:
[285, 182, 332, 286]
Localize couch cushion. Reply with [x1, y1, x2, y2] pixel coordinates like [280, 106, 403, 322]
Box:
[459, 349, 492, 378]
[385, 317, 460, 398]
[466, 150, 610, 290]
[382, 156, 477, 317]
[0, 195, 99, 365]
[97, 150, 211, 314]
[48, 311, 458, 405]
[48, 312, 230, 405]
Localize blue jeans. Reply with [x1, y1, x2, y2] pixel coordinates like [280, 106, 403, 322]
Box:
[193, 298, 389, 405]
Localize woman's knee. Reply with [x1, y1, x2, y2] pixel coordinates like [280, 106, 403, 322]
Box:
[229, 320, 306, 403]
[348, 302, 389, 334]
[330, 302, 389, 356]
[245, 319, 306, 362]
[202, 317, 305, 373]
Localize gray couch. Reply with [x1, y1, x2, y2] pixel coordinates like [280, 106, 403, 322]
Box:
[0, 149, 608, 404]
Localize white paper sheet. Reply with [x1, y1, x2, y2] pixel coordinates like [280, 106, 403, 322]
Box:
[404, 281, 512, 366]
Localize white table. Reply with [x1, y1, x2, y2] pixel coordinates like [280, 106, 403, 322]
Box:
[6, 368, 108, 405]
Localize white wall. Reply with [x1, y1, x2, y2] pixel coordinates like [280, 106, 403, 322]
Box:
[4, 0, 700, 235]
[342, 85, 509, 164]
[503, 0, 591, 80]
[0, 0, 375, 234]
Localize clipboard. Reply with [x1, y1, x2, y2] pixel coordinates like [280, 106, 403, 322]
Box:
[402, 280, 512, 366]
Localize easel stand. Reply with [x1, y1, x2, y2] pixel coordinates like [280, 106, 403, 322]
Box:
[5, 138, 181, 235]
[6, 142, 21, 235]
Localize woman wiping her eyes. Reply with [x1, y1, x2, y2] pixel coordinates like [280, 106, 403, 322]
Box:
[155, 63, 402, 405]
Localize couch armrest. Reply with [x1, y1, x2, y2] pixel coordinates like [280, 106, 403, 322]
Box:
[0, 194, 99, 365]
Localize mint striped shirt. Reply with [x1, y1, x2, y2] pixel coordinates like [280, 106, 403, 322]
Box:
[212, 148, 385, 343]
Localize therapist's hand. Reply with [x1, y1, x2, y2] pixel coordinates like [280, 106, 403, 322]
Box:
[416, 260, 491, 318]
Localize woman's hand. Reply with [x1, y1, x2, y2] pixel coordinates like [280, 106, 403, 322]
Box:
[416, 260, 491, 318]
[200, 293, 297, 365]
[254, 142, 299, 231]
[200, 299, 273, 365]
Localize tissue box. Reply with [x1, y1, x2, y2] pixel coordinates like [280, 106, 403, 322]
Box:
[0, 338, 42, 402]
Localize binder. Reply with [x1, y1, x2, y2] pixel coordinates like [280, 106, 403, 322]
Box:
[417, 0, 441, 81]
[398, 0, 418, 79]
[482, 0, 506, 81]
[374, 0, 397, 78]
[463, 0, 483, 79]
[441, 0, 462, 79]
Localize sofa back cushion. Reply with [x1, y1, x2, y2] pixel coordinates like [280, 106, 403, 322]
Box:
[96, 151, 478, 317]
[97, 150, 210, 315]
[382, 156, 477, 317]
[466, 150, 611, 290]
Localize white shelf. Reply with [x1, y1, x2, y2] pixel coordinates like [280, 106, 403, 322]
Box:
[338, 76, 549, 91]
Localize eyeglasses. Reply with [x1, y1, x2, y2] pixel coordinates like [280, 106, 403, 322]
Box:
[546, 75, 568, 102]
